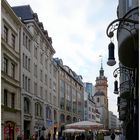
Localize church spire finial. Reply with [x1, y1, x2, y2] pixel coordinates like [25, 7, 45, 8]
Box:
[99, 55, 104, 76]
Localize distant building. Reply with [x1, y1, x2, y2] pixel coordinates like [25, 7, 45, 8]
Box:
[108, 111, 117, 129]
[84, 90, 96, 122]
[54, 58, 84, 133]
[94, 62, 109, 129]
[84, 82, 95, 97]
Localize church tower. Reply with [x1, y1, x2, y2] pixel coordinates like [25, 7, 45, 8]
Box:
[94, 60, 108, 129]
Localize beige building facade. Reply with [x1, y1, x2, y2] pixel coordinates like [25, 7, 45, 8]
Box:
[1, 0, 22, 139]
[1, 1, 85, 140]
[54, 58, 84, 135]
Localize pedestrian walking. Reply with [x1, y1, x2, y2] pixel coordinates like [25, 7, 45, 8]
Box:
[48, 132, 51, 140]
[110, 132, 115, 140]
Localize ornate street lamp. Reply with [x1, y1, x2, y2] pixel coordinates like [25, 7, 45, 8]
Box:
[106, 7, 139, 67]
[113, 66, 134, 95]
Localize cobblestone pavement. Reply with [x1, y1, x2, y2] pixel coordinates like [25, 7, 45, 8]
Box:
[104, 135, 120, 140]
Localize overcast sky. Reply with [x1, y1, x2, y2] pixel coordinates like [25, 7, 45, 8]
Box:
[7, 0, 119, 117]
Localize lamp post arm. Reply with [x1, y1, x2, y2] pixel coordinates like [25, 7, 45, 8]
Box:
[106, 18, 139, 38]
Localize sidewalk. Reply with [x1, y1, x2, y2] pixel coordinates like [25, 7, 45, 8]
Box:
[104, 135, 120, 140]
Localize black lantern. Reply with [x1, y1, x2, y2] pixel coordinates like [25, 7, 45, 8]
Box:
[107, 42, 116, 66]
[114, 80, 119, 94]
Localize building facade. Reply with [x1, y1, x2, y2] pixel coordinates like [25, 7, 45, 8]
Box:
[54, 58, 84, 135]
[108, 111, 117, 130]
[116, 0, 138, 140]
[84, 90, 97, 122]
[1, 0, 22, 139]
[12, 4, 57, 139]
[94, 63, 109, 129]
[84, 82, 95, 97]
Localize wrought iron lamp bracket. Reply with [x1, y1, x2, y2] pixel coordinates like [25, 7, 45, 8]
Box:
[106, 18, 139, 38]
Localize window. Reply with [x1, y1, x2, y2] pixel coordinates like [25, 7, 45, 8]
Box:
[45, 59, 47, 69]
[24, 97, 30, 114]
[49, 64, 51, 73]
[49, 79, 51, 88]
[23, 74, 25, 89]
[34, 82, 37, 95]
[23, 32, 26, 46]
[40, 70, 43, 81]
[4, 57, 8, 74]
[23, 53, 25, 67]
[28, 39, 31, 51]
[34, 45, 37, 58]
[11, 63, 15, 78]
[34, 64, 37, 77]
[35, 103, 42, 117]
[4, 89, 8, 106]
[40, 52, 43, 64]
[97, 97, 100, 103]
[25, 36, 28, 48]
[28, 58, 30, 71]
[28, 78, 30, 92]
[25, 76, 27, 91]
[40, 86, 43, 98]
[11, 34, 15, 48]
[25, 56, 28, 69]
[45, 74, 47, 85]
[89, 107, 91, 111]
[11, 93, 15, 108]
[4, 26, 8, 42]
[128, 0, 132, 9]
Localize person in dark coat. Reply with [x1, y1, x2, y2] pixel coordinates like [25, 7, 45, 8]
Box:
[110, 132, 115, 140]
[48, 132, 51, 140]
